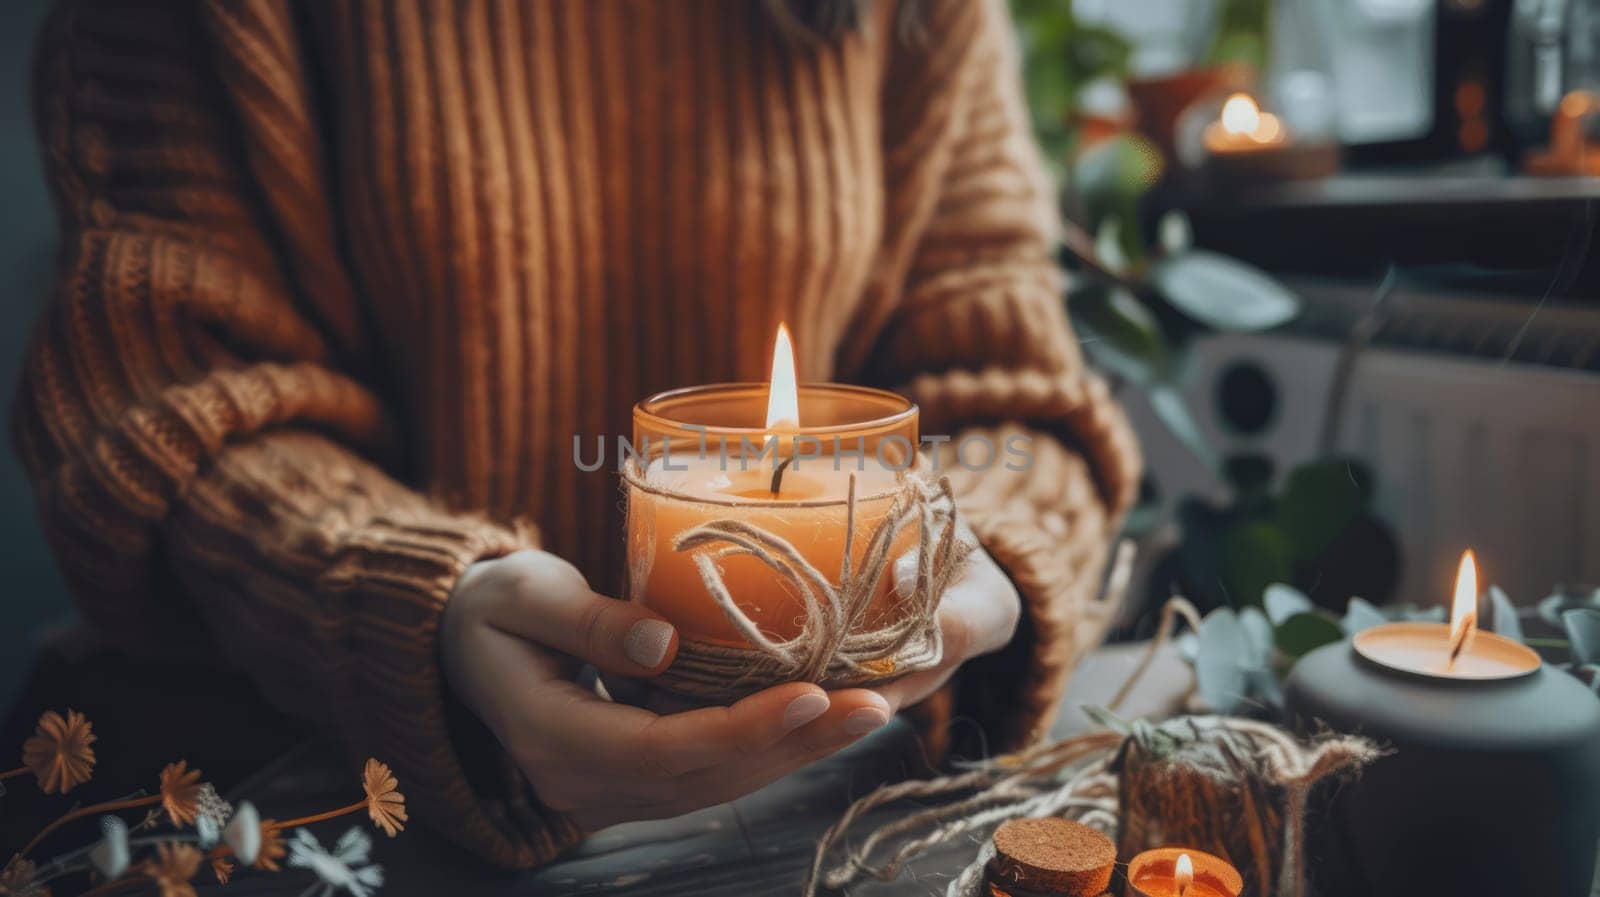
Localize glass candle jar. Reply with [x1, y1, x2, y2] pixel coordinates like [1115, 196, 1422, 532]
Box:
[625, 383, 920, 648]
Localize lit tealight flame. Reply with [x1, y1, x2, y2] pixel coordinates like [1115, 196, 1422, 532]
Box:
[1175, 852, 1194, 897]
[765, 323, 800, 432]
[1218, 93, 1284, 144]
[1220, 94, 1261, 135]
[1446, 549, 1478, 670]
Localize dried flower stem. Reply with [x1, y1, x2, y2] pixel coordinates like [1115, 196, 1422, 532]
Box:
[0, 766, 27, 781]
[19, 794, 161, 858]
[35, 833, 204, 884]
[274, 800, 366, 829]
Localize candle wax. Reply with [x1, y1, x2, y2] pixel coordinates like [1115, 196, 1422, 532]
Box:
[1128, 875, 1232, 897]
[628, 454, 917, 646]
[1353, 622, 1538, 680]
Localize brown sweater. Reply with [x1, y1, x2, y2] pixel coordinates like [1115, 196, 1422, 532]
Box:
[16, 0, 1140, 869]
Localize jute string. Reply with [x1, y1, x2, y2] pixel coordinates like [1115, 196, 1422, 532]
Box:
[803, 592, 1383, 897]
[624, 464, 971, 700]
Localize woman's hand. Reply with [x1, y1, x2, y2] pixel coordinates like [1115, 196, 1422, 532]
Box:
[871, 539, 1022, 714]
[441, 550, 895, 833]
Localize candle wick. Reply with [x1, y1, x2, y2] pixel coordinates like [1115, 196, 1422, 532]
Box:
[769, 456, 796, 497]
[1446, 609, 1475, 672]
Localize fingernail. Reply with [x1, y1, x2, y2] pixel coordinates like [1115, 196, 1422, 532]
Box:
[843, 707, 890, 735]
[624, 619, 675, 669]
[782, 693, 830, 731]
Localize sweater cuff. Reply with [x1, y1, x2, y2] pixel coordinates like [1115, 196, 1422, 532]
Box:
[939, 431, 1120, 755]
[318, 511, 583, 868]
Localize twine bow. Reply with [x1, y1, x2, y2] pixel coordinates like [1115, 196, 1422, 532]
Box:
[647, 472, 971, 700]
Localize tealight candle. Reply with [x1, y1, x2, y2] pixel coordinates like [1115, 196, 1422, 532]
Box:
[1285, 550, 1600, 897]
[1200, 92, 1337, 183]
[1202, 93, 1287, 153]
[1125, 848, 1242, 897]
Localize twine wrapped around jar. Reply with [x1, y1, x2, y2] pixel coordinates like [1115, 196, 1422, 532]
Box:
[624, 466, 972, 702]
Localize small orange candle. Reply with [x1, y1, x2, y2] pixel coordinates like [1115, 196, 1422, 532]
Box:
[1126, 848, 1243, 897]
[625, 326, 920, 646]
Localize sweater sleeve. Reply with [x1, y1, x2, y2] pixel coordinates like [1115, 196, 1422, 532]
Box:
[15, 0, 577, 867]
[849, 0, 1142, 753]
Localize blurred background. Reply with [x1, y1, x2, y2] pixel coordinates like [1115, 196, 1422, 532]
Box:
[2, 0, 1598, 707]
[1008, 0, 1600, 645]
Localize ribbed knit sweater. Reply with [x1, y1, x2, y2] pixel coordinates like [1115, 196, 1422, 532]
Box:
[16, 0, 1140, 869]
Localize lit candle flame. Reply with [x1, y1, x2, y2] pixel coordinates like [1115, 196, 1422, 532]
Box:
[765, 323, 800, 431]
[1175, 852, 1194, 897]
[1217, 93, 1285, 145]
[1220, 94, 1261, 136]
[1447, 549, 1478, 670]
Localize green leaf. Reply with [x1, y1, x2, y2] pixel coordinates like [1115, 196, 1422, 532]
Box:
[1150, 384, 1220, 473]
[1158, 210, 1193, 255]
[1070, 285, 1172, 384]
[1195, 609, 1250, 713]
[1264, 583, 1313, 626]
[1274, 459, 1370, 562]
[1220, 519, 1293, 607]
[1275, 612, 1346, 661]
[1094, 218, 1130, 274]
[1081, 705, 1132, 735]
[1009, 0, 1131, 166]
[1072, 134, 1164, 228]
[1341, 596, 1389, 635]
[1149, 251, 1300, 332]
[1207, 0, 1271, 71]
[1488, 585, 1524, 643]
[1564, 609, 1600, 666]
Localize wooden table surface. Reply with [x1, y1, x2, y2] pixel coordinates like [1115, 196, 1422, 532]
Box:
[206, 643, 1195, 897]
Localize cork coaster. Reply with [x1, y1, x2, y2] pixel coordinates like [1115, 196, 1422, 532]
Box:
[987, 818, 1116, 897]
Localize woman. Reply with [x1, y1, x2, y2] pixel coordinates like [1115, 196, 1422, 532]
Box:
[16, 0, 1138, 868]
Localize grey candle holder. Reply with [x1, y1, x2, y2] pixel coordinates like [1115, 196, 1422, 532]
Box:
[1284, 639, 1600, 897]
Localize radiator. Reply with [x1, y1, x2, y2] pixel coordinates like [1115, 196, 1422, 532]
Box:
[1124, 332, 1600, 607]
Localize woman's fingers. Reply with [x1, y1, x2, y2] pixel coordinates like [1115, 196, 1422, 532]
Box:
[564, 689, 894, 830]
[523, 678, 838, 779]
[473, 549, 680, 676]
[896, 544, 1019, 663]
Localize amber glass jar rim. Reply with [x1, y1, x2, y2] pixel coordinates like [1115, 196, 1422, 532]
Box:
[633, 381, 918, 437]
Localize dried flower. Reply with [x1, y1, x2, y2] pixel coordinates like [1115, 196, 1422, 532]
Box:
[222, 802, 261, 865]
[147, 843, 202, 897]
[195, 783, 232, 832]
[158, 761, 204, 826]
[287, 828, 384, 897]
[131, 808, 163, 833]
[210, 855, 233, 885]
[361, 760, 407, 837]
[20, 710, 95, 795]
[0, 856, 46, 897]
[254, 821, 286, 872]
[89, 816, 131, 879]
